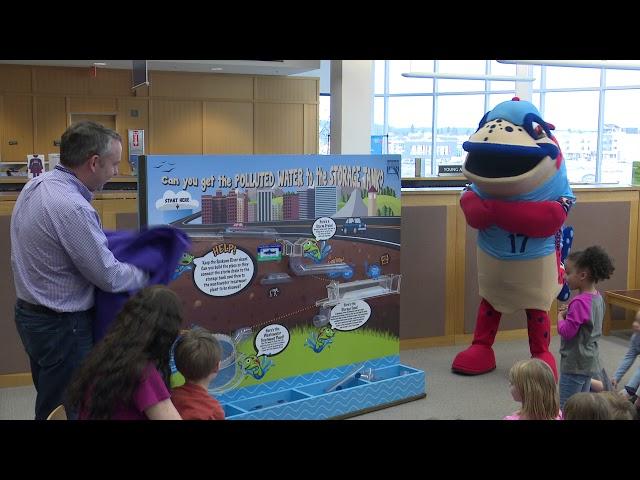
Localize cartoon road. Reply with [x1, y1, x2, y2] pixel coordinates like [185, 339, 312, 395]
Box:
[170, 214, 400, 248]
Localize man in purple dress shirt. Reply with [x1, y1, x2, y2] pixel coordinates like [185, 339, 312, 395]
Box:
[10, 121, 149, 419]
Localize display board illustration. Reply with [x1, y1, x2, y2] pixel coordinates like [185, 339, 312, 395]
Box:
[141, 154, 424, 419]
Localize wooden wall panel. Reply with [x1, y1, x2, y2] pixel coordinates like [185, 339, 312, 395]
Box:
[303, 103, 318, 154]
[119, 97, 149, 175]
[0, 214, 30, 375]
[87, 68, 132, 97]
[0, 66, 318, 164]
[0, 65, 32, 93]
[255, 77, 318, 103]
[400, 206, 447, 339]
[569, 201, 630, 293]
[116, 212, 139, 231]
[33, 67, 87, 95]
[203, 101, 253, 154]
[101, 197, 137, 230]
[2, 95, 33, 161]
[254, 103, 303, 154]
[150, 99, 203, 154]
[69, 97, 117, 113]
[150, 72, 253, 100]
[34, 96, 67, 156]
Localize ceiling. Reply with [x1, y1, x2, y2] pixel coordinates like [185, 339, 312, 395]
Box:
[0, 60, 321, 76]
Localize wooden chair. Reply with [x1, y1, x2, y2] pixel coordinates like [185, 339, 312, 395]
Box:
[46, 405, 67, 420]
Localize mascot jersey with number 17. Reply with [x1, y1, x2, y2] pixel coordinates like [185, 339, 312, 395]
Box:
[451, 98, 575, 380]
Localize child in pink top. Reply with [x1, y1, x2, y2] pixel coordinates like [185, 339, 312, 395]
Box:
[67, 286, 184, 420]
[504, 358, 562, 420]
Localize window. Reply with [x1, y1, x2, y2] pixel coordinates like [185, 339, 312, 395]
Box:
[434, 95, 484, 175]
[602, 89, 640, 183]
[386, 96, 432, 177]
[373, 60, 640, 184]
[319, 94, 330, 154]
[544, 91, 599, 183]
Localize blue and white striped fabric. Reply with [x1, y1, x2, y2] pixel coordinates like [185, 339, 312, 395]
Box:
[10, 166, 148, 312]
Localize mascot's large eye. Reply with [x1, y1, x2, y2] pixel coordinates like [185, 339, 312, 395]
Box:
[532, 122, 546, 140]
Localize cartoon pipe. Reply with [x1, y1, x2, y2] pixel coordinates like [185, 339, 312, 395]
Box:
[315, 274, 401, 308]
[278, 238, 352, 277]
[324, 364, 365, 393]
[355, 368, 375, 381]
[312, 307, 332, 327]
[289, 257, 352, 276]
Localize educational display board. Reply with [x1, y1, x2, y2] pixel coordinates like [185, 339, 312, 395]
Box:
[140, 154, 424, 418]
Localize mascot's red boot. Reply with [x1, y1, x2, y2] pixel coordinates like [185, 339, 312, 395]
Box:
[451, 98, 574, 381]
[452, 299, 501, 374]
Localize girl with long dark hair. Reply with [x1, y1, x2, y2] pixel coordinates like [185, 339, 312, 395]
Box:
[66, 285, 183, 419]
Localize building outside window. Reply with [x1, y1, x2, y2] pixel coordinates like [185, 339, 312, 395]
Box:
[372, 60, 640, 184]
[319, 94, 330, 154]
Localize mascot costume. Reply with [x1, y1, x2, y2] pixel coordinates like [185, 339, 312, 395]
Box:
[451, 97, 575, 380]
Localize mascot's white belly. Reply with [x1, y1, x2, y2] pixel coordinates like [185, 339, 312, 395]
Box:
[477, 247, 561, 314]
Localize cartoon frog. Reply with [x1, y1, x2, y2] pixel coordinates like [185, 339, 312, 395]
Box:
[303, 240, 322, 261]
[305, 326, 335, 353]
[239, 354, 272, 380]
[171, 252, 195, 281]
[303, 240, 332, 263]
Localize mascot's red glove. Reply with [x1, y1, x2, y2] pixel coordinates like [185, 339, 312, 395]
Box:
[461, 190, 568, 238]
[489, 199, 567, 238]
[460, 190, 496, 230]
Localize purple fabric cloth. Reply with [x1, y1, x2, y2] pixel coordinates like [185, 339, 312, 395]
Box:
[93, 226, 191, 342]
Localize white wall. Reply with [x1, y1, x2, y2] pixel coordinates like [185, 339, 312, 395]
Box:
[330, 60, 373, 154]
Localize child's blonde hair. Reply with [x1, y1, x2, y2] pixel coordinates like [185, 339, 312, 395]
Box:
[509, 358, 560, 420]
[599, 391, 638, 420]
[564, 392, 611, 420]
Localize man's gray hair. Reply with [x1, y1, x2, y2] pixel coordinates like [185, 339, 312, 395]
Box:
[60, 121, 122, 168]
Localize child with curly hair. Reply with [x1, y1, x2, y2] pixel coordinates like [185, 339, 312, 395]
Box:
[66, 286, 183, 420]
[504, 358, 562, 420]
[557, 245, 615, 409]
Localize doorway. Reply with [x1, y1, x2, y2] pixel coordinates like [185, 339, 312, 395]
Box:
[70, 114, 116, 130]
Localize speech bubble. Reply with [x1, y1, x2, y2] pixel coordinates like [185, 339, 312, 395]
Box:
[329, 300, 371, 331]
[254, 324, 290, 357]
[312, 217, 336, 241]
[192, 245, 255, 297]
[155, 190, 200, 211]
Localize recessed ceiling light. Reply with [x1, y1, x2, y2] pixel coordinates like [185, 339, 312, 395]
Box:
[211, 67, 223, 71]
[93, 62, 107, 66]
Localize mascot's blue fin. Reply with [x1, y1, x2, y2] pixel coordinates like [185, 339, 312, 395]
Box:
[557, 226, 574, 301]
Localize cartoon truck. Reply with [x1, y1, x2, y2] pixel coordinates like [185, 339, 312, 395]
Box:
[342, 217, 367, 235]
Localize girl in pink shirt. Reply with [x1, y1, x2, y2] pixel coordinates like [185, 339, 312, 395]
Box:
[504, 358, 562, 420]
[66, 286, 184, 420]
